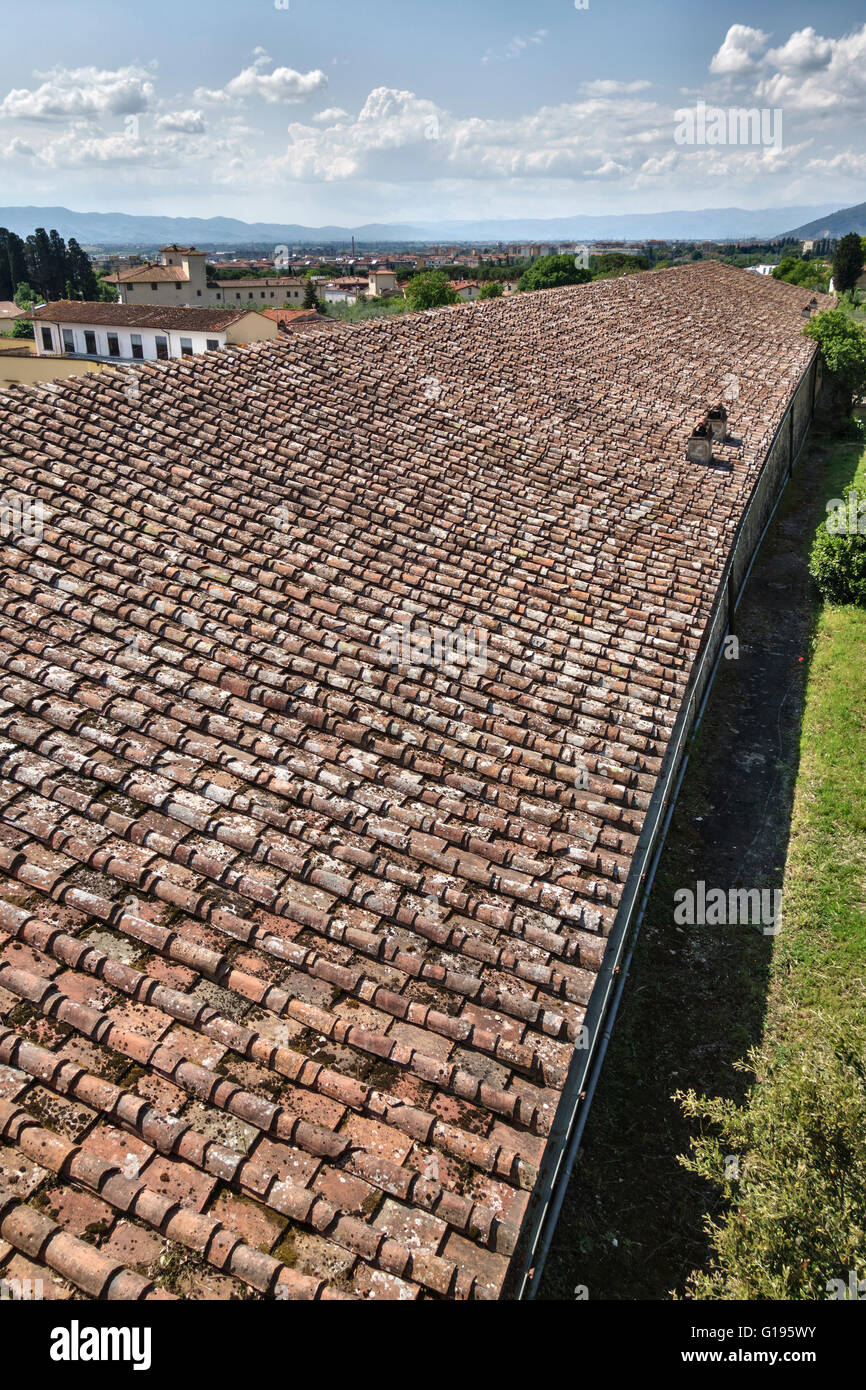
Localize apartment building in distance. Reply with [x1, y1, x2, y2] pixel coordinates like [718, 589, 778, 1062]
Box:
[27, 302, 278, 364]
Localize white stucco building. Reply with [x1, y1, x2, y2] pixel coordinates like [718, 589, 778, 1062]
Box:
[28, 302, 278, 364]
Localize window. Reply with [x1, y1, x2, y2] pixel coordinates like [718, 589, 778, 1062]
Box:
[150, 283, 158, 291]
[179, 337, 193, 357]
[261, 291, 265, 298]
[270, 292, 275, 299]
[84, 330, 97, 355]
[206, 338, 219, 351]
[175, 283, 182, 290]
[196, 289, 202, 297]
[155, 335, 168, 360]
[130, 334, 143, 359]
[62, 328, 75, 352]
[40, 326, 53, 351]
[107, 333, 120, 357]
[235, 293, 241, 301]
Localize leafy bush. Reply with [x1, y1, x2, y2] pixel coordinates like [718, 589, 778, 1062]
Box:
[478, 280, 503, 299]
[804, 308, 866, 415]
[404, 271, 458, 311]
[809, 488, 866, 605]
[518, 254, 592, 292]
[676, 1026, 866, 1299]
[9, 318, 34, 338]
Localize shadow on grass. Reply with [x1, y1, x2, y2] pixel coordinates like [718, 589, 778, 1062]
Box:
[538, 413, 863, 1301]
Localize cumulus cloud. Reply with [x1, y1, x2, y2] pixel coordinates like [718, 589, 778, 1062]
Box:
[709, 25, 769, 76]
[313, 107, 350, 124]
[0, 64, 155, 120]
[155, 109, 205, 133]
[195, 51, 326, 106]
[757, 23, 866, 110]
[262, 85, 664, 184]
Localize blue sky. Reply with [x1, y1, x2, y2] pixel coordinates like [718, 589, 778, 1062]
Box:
[0, 0, 864, 223]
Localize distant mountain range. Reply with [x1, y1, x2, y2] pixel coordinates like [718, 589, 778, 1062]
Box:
[781, 200, 866, 240]
[0, 202, 843, 247]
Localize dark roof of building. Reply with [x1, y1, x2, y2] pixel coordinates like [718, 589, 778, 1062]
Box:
[28, 302, 255, 331]
[0, 264, 831, 1300]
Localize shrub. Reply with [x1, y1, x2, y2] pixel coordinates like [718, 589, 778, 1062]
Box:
[404, 271, 458, 311]
[518, 254, 592, 292]
[676, 1025, 866, 1299]
[809, 490, 866, 605]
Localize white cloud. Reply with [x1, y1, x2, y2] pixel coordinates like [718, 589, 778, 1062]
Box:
[0, 64, 155, 120]
[155, 109, 205, 133]
[757, 23, 866, 110]
[580, 80, 652, 96]
[195, 51, 327, 106]
[482, 30, 547, 65]
[260, 86, 665, 184]
[709, 25, 769, 76]
[766, 26, 833, 73]
[313, 107, 350, 124]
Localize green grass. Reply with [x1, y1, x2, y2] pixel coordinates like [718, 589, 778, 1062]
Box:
[677, 432, 866, 1299]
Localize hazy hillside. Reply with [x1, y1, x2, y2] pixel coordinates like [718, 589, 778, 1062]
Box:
[783, 200, 866, 239]
[0, 202, 838, 247]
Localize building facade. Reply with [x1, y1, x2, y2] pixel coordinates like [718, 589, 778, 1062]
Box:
[28, 302, 278, 364]
[106, 246, 308, 309]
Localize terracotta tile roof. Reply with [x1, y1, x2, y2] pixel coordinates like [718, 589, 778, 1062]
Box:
[104, 267, 189, 285]
[28, 302, 254, 331]
[0, 263, 829, 1299]
[261, 308, 332, 330]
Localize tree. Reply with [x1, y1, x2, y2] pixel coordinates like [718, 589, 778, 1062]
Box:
[13, 282, 35, 309]
[404, 271, 458, 310]
[0, 229, 11, 301]
[66, 238, 99, 299]
[302, 279, 319, 310]
[5, 231, 28, 296]
[803, 308, 866, 416]
[9, 317, 34, 339]
[518, 254, 592, 292]
[833, 233, 864, 295]
[772, 255, 830, 293]
[478, 280, 503, 300]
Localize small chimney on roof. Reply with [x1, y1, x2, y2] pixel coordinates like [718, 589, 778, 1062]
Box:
[687, 416, 713, 464]
[801, 296, 818, 319]
[706, 402, 728, 442]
